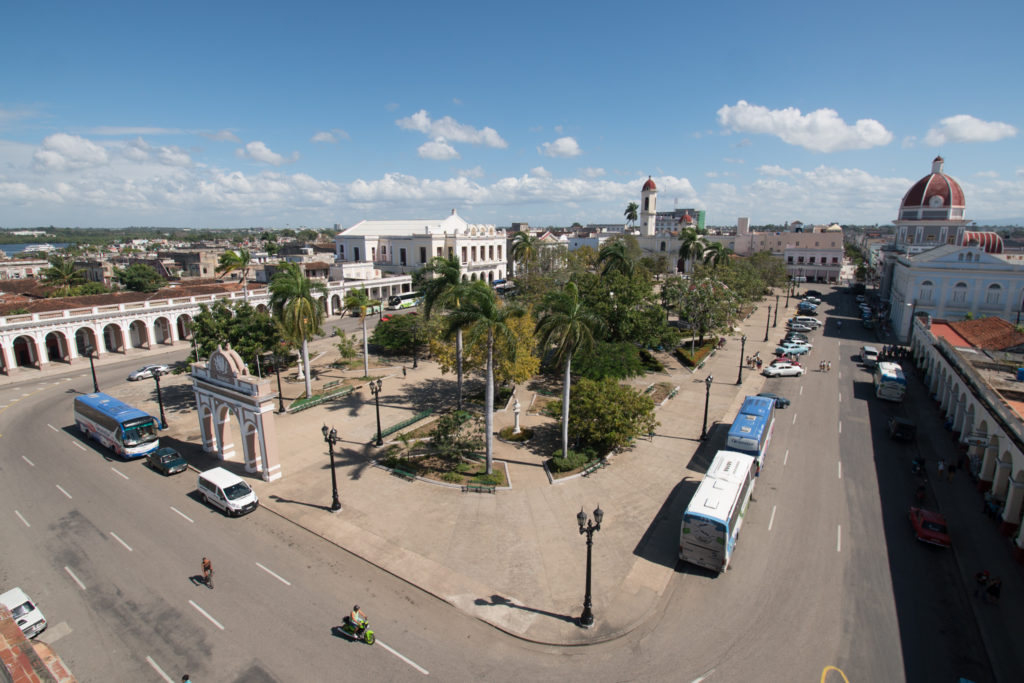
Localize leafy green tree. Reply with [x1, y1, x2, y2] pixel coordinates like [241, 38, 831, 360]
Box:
[419, 256, 468, 409]
[660, 275, 687, 321]
[370, 312, 422, 355]
[444, 281, 525, 475]
[551, 377, 657, 456]
[429, 411, 483, 467]
[344, 287, 380, 377]
[677, 228, 707, 274]
[702, 241, 730, 269]
[597, 239, 636, 278]
[677, 277, 738, 347]
[64, 282, 110, 297]
[216, 248, 253, 299]
[269, 262, 327, 398]
[576, 270, 677, 348]
[334, 328, 358, 361]
[535, 281, 604, 460]
[297, 228, 319, 242]
[571, 341, 645, 381]
[114, 263, 166, 292]
[624, 201, 639, 228]
[510, 230, 541, 278]
[191, 300, 279, 373]
[40, 255, 85, 295]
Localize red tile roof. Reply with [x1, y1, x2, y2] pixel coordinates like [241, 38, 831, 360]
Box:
[929, 321, 971, 347]
[947, 317, 1024, 350]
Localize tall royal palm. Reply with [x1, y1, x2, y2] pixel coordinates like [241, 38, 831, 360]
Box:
[444, 281, 524, 475]
[344, 287, 379, 378]
[596, 240, 635, 278]
[420, 256, 468, 410]
[40, 255, 85, 296]
[703, 242, 730, 269]
[510, 230, 540, 278]
[216, 248, 253, 299]
[677, 228, 706, 274]
[269, 262, 326, 399]
[624, 201, 639, 228]
[535, 282, 605, 460]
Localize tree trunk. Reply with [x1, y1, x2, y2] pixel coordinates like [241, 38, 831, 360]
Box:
[561, 358, 572, 460]
[301, 338, 312, 398]
[484, 330, 494, 475]
[456, 329, 464, 411]
[362, 316, 369, 377]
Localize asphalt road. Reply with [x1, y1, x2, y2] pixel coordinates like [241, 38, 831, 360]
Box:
[0, 291, 996, 681]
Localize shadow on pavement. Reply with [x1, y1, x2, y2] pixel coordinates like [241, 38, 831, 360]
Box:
[473, 594, 576, 624]
[632, 476, 698, 570]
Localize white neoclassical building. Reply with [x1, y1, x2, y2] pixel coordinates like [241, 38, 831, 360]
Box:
[334, 209, 507, 284]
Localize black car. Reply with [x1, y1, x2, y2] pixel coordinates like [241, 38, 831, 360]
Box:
[888, 417, 916, 441]
[805, 289, 824, 298]
[146, 447, 188, 475]
[757, 392, 791, 409]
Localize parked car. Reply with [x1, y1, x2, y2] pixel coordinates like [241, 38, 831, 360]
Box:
[855, 294, 866, 303]
[0, 588, 46, 639]
[862, 319, 875, 329]
[146, 446, 188, 475]
[797, 304, 818, 314]
[775, 343, 810, 356]
[806, 289, 824, 298]
[802, 296, 822, 305]
[757, 392, 791, 408]
[763, 361, 806, 377]
[888, 417, 917, 441]
[909, 507, 951, 547]
[781, 336, 808, 345]
[127, 364, 171, 381]
[770, 356, 800, 366]
[786, 323, 813, 333]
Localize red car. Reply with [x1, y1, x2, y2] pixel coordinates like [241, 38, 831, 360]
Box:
[909, 507, 951, 547]
[770, 356, 800, 366]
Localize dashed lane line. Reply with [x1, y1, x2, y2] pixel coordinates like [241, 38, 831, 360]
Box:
[56, 484, 72, 499]
[48, 424, 59, 432]
[838, 462, 842, 480]
[64, 566, 86, 590]
[377, 640, 429, 675]
[837, 525, 842, 552]
[15, 510, 30, 527]
[22, 455, 34, 467]
[256, 562, 292, 586]
[109, 531, 133, 552]
[111, 467, 130, 480]
[768, 505, 777, 531]
[189, 600, 225, 630]
[170, 506, 194, 523]
[145, 656, 174, 682]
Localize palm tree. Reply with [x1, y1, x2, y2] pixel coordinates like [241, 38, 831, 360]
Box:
[444, 281, 525, 475]
[624, 201, 639, 228]
[40, 255, 85, 296]
[596, 240, 635, 278]
[420, 256, 468, 410]
[216, 248, 253, 299]
[269, 262, 327, 398]
[702, 242, 730, 269]
[510, 231, 541, 278]
[677, 228, 707, 274]
[344, 287, 379, 378]
[535, 281, 605, 460]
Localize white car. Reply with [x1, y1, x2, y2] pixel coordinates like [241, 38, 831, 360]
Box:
[127, 364, 172, 381]
[763, 361, 806, 377]
[786, 322, 813, 333]
[0, 587, 46, 639]
[802, 297, 821, 305]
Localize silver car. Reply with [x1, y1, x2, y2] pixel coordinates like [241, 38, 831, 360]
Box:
[127, 364, 171, 381]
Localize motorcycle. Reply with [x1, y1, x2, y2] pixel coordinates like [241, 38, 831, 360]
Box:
[340, 616, 376, 645]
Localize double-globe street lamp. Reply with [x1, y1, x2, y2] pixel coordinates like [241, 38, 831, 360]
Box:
[774, 295, 779, 328]
[736, 334, 747, 385]
[84, 344, 99, 393]
[576, 505, 604, 628]
[151, 368, 168, 429]
[764, 305, 772, 342]
[369, 378, 384, 447]
[700, 374, 713, 440]
[321, 425, 342, 512]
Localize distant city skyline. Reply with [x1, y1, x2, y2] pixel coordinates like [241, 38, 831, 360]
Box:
[1, 1, 1021, 230]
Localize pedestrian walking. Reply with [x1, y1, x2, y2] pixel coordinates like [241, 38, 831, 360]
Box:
[974, 570, 990, 597]
[402, 366, 407, 378]
[182, 676, 192, 683]
[986, 577, 1003, 604]
[202, 557, 213, 589]
[937, 459, 946, 479]
[827, 361, 832, 372]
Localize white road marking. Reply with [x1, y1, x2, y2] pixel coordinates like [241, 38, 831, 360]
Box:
[799, 386, 804, 396]
[170, 506, 194, 523]
[64, 566, 86, 590]
[838, 371, 842, 379]
[48, 424, 59, 432]
[189, 600, 225, 630]
[837, 525, 842, 552]
[15, 510, 30, 527]
[783, 449, 789, 466]
[792, 413, 797, 425]
[377, 640, 429, 675]
[256, 562, 292, 586]
[110, 531, 133, 552]
[838, 462, 842, 479]
[73, 441, 86, 451]
[145, 656, 174, 682]
[56, 484, 72, 499]
[768, 504, 777, 531]
[690, 671, 716, 683]
[838, 421, 842, 434]
[111, 467, 129, 480]
[22, 455, 34, 466]
[21, 393, 30, 397]
[838, 392, 842, 403]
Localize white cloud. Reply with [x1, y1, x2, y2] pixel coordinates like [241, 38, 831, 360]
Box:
[924, 115, 1018, 145]
[530, 166, 551, 178]
[311, 129, 350, 144]
[33, 133, 109, 170]
[452, 97, 463, 105]
[538, 136, 581, 157]
[396, 110, 507, 148]
[717, 100, 893, 152]
[902, 136, 917, 149]
[975, 170, 999, 178]
[758, 165, 801, 177]
[158, 146, 192, 167]
[580, 167, 605, 178]
[204, 130, 240, 142]
[723, 157, 745, 164]
[236, 141, 292, 165]
[418, 138, 460, 160]
[458, 166, 485, 178]
[554, 125, 564, 134]
[91, 126, 183, 136]
[121, 137, 151, 162]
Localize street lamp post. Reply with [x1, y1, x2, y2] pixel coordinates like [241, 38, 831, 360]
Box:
[764, 305, 771, 342]
[369, 378, 384, 446]
[785, 279, 791, 307]
[152, 369, 167, 429]
[774, 295, 779, 328]
[84, 344, 99, 393]
[576, 505, 603, 628]
[736, 335, 747, 385]
[700, 375, 713, 440]
[321, 425, 342, 512]
[273, 351, 285, 413]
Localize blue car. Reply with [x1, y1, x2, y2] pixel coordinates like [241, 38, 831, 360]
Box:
[775, 343, 810, 356]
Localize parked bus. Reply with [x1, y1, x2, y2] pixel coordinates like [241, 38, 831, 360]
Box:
[386, 291, 422, 310]
[680, 450, 758, 572]
[725, 395, 776, 473]
[874, 361, 907, 402]
[73, 393, 160, 458]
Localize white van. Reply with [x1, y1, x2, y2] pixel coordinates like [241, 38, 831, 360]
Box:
[1, 587, 47, 639]
[197, 467, 259, 516]
[861, 345, 880, 368]
[792, 316, 821, 328]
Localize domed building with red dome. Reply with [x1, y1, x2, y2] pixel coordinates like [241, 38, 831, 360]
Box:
[893, 156, 970, 254]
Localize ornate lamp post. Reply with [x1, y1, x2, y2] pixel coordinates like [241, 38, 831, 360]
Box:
[370, 378, 384, 446]
[273, 349, 285, 413]
[700, 375, 713, 440]
[321, 425, 342, 512]
[736, 335, 747, 385]
[152, 368, 168, 429]
[764, 305, 771, 342]
[774, 295, 779, 328]
[576, 505, 603, 628]
[85, 344, 99, 393]
[785, 278, 792, 307]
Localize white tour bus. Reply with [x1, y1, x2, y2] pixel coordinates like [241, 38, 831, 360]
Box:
[874, 361, 907, 402]
[679, 450, 757, 572]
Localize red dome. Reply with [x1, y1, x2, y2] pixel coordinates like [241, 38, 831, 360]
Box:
[961, 231, 1003, 254]
[642, 176, 657, 192]
[900, 156, 965, 213]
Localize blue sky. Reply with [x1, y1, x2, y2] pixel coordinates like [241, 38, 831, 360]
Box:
[2, 0, 1022, 229]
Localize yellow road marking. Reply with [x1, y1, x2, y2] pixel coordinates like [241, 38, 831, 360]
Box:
[821, 666, 850, 683]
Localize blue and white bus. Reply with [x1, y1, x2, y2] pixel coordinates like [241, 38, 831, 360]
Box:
[73, 393, 160, 458]
[874, 361, 906, 402]
[725, 395, 776, 473]
[386, 291, 422, 310]
[680, 450, 758, 572]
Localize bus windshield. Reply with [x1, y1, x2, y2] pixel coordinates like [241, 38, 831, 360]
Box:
[122, 418, 158, 446]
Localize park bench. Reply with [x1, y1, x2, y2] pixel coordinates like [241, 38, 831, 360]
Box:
[582, 460, 607, 477]
[322, 379, 341, 391]
[391, 466, 417, 482]
[462, 483, 496, 494]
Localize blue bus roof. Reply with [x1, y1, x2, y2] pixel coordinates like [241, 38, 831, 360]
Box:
[75, 392, 153, 424]
[738, 395, 774, 418]
[727, 412, 769, 444]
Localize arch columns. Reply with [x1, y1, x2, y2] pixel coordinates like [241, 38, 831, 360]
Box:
[1001, 478, 1024, 537]
[993, 457, 1012, 501]
[979, 440, 999, 492]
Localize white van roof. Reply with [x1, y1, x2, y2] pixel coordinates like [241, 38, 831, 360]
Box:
[862, 345, 879, 354]
[1, 587, 30, 609]
[199, 466, 245, 488]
